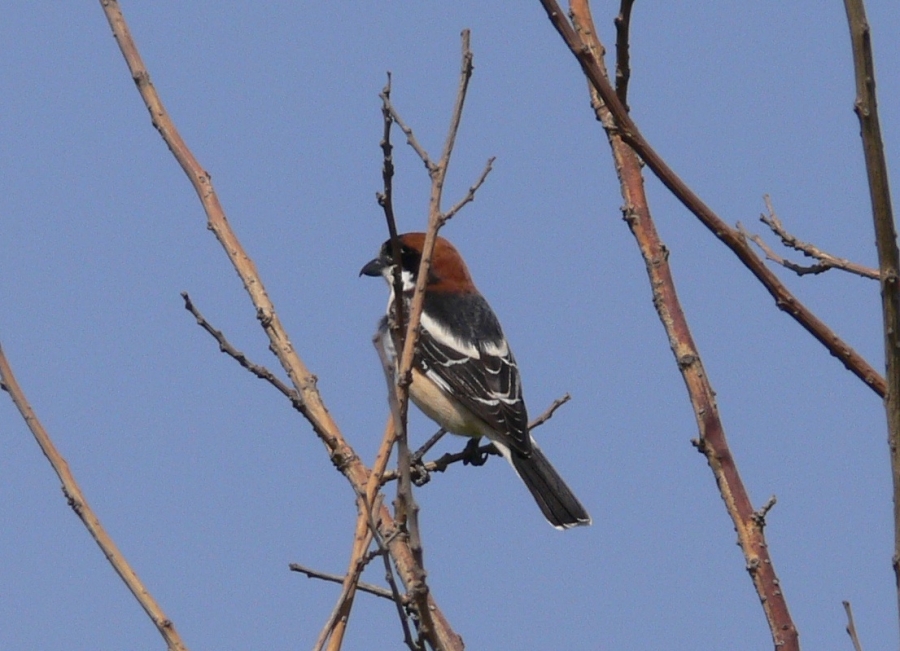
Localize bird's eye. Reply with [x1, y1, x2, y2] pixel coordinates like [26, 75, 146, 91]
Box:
[400, 245, 421, 272]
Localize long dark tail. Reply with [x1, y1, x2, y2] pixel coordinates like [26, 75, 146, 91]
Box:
[509, 443, 591, 530]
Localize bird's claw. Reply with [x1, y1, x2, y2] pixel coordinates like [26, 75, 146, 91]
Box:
[461, 438, 490, 466]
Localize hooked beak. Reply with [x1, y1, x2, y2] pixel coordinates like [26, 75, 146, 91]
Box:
[359, 256, 386, 278]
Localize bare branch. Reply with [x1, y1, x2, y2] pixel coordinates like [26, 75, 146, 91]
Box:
[99, 0, 350, 474]
[528, 392, 572, 429]
[843, 0, 900, 629]
[372, 30, 478, 650]
[751, 495, 777, 528]
[290, 564, 396, 601]
[748, 197, 879, 279]
[739, 223, 837, 277]
[614, 0, 635, 104]
[379, 76, 410, 346]
[386, 103, 435, 174]
[360, 488, 421, 651]
[181, 292, 305, 407]
[314, 500, 377, 651]
[567, 2, 798, 649]
[98, 2, 463, 647]
[843, 600, 865, 651]
[0, 345, 189, 651]
[541, 0, 885, 399]
[443, 156, 496, 222]
[435, 30, 475, 185]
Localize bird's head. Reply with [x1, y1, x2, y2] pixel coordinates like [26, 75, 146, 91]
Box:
[360, 232, 476, 294]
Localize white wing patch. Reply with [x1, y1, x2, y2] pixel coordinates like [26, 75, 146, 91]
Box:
[482, 339, 509, 358]
[421, 312, 480, 359]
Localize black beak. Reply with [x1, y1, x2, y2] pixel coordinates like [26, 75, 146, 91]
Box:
[359, 256, 386, 277]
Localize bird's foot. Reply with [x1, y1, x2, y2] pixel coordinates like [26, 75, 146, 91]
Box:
[461, 438, 491, 466]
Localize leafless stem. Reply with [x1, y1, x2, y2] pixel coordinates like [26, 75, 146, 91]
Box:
[182, 295, 388, 650]
[568, 2, 798, 649]
[181, 292, 304, 407]
[740, 223, 838, 277]
[387, 105, 435, 175]
[528, 392, 572, 429]
[541, 0, 885, 399]
[443, 156, 496, 221]
[742, 197, 879, 279]
[843, 0, 900, 630]
[379, 75, 409, 344]
[842, 600, 865, 651]
[291, 564, 396, 601]
[613, 0, 635, 104]
[412, 428, 449, 464]
[0, 345, 189, 651]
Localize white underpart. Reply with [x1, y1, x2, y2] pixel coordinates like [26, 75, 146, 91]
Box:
[424, 368, 453, 393]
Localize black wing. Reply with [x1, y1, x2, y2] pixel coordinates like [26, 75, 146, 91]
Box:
[416, 293, 531, 457]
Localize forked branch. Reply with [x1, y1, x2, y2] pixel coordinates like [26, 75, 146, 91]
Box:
[740, 197, 879, 279]
[540, 0, 885, 398]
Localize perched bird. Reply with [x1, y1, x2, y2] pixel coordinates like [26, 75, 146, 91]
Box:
[360, 232, 591, 529]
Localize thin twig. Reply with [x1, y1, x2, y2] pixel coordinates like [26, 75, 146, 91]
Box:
[0, 345, 189, 651]
[743, 197, 879, 279]
[412, 428, 448, 464]
[183, 292, 388, 650]
[387, 105, 434, 174]
[843, 600, 865, 651]
[541, 0, 885, 399]
[529, 392, 572, 429]
[568, 3, 799, 649]
[613, 0, 635, 105]
[181, 292, 304, 406]
[843, 0, 900, 630]
[379, 74, 409, 348]
[739, 223, 838, 277]
[373, 81, 421, 648]
[443, 156, 496, 221]
[290, 564, 396, 601]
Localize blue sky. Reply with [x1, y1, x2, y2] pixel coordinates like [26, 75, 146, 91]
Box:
[1, 2, 899, 649]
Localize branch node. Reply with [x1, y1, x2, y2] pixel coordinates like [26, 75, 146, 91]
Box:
[752, 495, 778, 528]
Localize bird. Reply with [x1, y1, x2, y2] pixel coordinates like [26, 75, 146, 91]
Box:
[360, 232, 591, 529]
